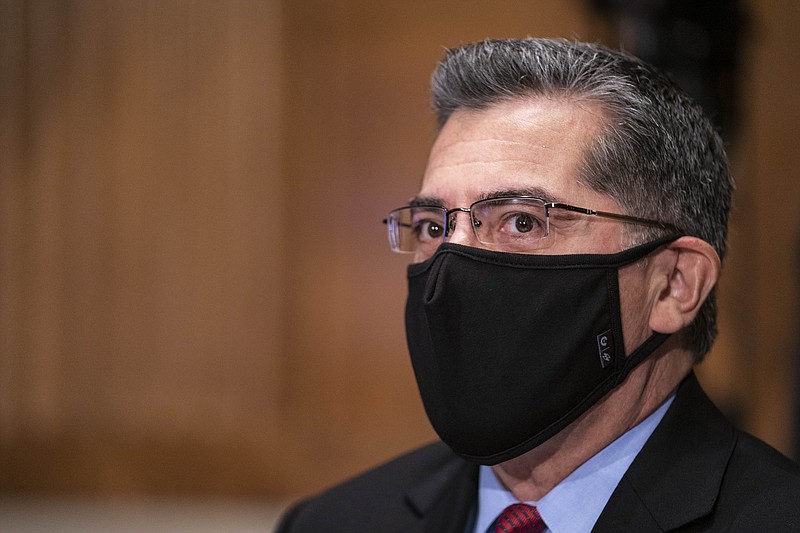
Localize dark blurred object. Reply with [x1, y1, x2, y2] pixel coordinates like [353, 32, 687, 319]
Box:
[589, 0, 748, 142]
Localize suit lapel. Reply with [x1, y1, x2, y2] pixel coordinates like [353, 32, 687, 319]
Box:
[404, 451, 478, 533]
[593, 373, 736, 532]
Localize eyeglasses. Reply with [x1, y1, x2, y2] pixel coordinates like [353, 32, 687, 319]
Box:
[383, 196, 680, 256]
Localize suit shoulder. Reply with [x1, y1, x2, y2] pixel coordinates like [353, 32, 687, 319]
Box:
[712, 430, 800, 530]
[726, 430, 800, 492]
[275, 441, 466, 532]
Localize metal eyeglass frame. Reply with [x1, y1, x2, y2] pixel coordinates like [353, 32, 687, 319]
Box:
[383, 196, 683, 252]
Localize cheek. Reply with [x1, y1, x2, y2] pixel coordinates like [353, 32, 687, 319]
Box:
[617, 262, 653, 355]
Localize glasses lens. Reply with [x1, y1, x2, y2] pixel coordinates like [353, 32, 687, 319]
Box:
[387, 206, 446, 254]
[472, 197, 550, 251]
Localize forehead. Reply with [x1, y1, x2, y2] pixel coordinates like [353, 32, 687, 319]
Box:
[418, 97, 615, 210]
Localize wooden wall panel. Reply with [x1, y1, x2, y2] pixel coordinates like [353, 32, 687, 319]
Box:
[0, 0, 286, 494]
[745, 1, 800, 452]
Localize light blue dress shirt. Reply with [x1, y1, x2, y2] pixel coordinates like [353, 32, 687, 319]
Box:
[471, 394, 674, 533]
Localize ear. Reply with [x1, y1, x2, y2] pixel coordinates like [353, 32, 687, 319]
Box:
[648, 236, 721, 334]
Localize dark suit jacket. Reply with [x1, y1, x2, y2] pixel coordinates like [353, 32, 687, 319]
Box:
[276, 374, 800, 532]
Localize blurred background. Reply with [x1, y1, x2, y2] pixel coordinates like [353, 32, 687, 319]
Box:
[1, 0, 799, 530]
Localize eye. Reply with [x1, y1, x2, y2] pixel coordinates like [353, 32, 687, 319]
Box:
[512, 213, 535, 233]
[499, 211, 545, 236]
[412, 218, 445, 242]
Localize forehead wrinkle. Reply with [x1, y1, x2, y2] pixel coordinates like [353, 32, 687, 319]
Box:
[428, 139, 556, 168]
[433, 136, 545, 149]
[428, 158, 551, 171]
[430, 138, 554, 161]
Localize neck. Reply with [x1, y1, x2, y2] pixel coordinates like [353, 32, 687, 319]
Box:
[492, 348, 692, 501]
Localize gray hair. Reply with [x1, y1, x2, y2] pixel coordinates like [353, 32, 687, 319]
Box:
[431, 38, 733, 361]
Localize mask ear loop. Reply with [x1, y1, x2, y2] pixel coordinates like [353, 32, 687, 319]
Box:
[610, 236, 682, 384]
[615, 332, 672, 386]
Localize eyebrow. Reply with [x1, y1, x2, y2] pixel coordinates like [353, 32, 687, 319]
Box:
[408, 196, 446, 208]
[477, 186, 567, 204]
[408, 186, 568, 208]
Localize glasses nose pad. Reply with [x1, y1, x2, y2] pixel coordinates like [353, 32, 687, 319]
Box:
[446, 215, 457, 236]
[445, 208, 478, 244]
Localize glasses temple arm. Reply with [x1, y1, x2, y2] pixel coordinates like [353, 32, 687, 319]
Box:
[547, 203, 682, 231]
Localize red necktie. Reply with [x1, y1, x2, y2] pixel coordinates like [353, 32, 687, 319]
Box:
[494, 503, 547, 533]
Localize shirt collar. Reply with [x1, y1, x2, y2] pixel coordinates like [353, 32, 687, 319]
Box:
[472, 394, 674, 533]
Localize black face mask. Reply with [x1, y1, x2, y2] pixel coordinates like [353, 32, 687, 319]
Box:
[405, 236, 679, 465]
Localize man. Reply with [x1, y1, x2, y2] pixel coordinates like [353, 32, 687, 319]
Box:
[277, 38, 800, 532]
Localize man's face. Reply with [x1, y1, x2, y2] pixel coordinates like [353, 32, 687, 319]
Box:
[417, 97, 652, 353]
